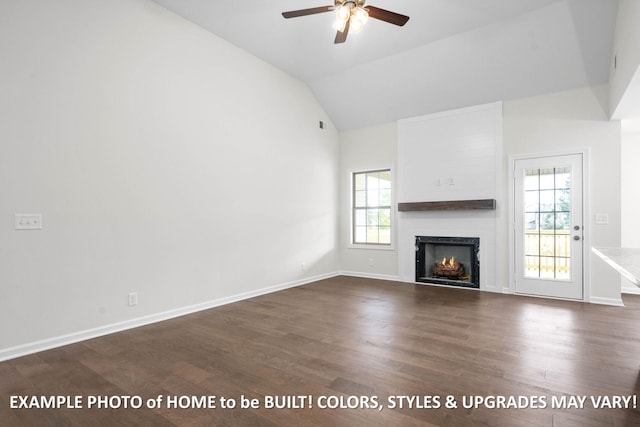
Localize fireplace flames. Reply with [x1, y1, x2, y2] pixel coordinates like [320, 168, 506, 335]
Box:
[433, 256, 465, 278]
[440, 256, 457, 267]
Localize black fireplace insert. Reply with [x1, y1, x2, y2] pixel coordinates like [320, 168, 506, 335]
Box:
[415, 236, 480, 288]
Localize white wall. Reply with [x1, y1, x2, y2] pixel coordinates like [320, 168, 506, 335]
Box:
[609, 0, 640, 119]
[339, 122, 398, 278]
[397, 103, 502, 203]
[612, 0, 640, 295]
[621, 132, 640, 247]
[503, 85, 622, 303]
[621, 130, 640, 293]
[0, 0, 339, 358]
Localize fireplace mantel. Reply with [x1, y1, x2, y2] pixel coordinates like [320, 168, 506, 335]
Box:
[398, 199, 496, 212]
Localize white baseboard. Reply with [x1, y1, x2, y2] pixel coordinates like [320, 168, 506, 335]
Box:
[504, 286, 624, 306]
[0, 272, 339, 363]
[589, 296, 625, 306]
[622, 286, 640, 295]
[339, 271, 400, 282]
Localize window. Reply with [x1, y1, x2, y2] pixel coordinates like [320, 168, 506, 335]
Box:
[352, 169, 392, 245]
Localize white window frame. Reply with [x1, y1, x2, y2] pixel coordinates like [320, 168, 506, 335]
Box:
[348, 168, 395, 250]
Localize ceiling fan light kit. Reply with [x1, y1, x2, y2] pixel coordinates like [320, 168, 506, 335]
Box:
[282, 0, 409, 44]
[333, 2, 368, 34]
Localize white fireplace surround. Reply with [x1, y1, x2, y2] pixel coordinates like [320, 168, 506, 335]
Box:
[398, 214, 496, 291]
[397, 102, 504, 292]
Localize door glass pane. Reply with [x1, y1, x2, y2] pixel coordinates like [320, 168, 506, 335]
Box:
[525, 191, 539, 212]
[539, 257, 556, 279]
[524, 172, 539, 191]
[526, 256, 539, 275]
[523, 167, 572, 280]
[539, 190, 554, 211]
[555, 213, 570, 231]
[525, 212, 538, 230]
[539, 169, 555, 189]
[525, 234, 539, 256]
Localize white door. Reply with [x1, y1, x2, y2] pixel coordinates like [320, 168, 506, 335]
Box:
[514, 154, 584, 300]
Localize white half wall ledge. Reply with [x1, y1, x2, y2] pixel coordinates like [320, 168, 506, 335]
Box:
[622, 286, 640, 295]
[0, 272, 340, 363]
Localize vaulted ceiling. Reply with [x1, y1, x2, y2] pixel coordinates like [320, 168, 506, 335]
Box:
[152, 0, 619, 130]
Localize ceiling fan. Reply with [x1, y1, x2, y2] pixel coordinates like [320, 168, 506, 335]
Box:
[282, 0, 410, 44]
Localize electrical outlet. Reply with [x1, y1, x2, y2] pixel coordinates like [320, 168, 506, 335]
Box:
[15, 214, 43, 230]
[128, 292, 138, 306]
[301, 262, 306, 272]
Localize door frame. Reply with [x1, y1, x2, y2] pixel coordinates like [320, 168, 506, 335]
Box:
[508, 149, 591, 301]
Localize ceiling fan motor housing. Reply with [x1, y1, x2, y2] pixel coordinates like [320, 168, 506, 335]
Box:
[334, 0, 366, 8]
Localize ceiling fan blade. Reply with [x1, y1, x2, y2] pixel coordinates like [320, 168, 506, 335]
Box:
[366, 6, 410, 26]
[282, 6, 333, 19]
[334, 18, 350, 44]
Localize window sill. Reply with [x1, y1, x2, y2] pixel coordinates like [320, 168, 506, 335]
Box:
[348, 243, 396, 251]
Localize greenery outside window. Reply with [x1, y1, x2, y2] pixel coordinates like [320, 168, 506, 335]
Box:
[352, 169, 392, 245]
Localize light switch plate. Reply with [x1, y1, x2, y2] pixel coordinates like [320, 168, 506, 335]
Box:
[595, 214, 609, 225]
[15, 214, 43, 230]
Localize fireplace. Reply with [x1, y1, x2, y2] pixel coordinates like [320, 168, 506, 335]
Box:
[415, 236, 480, 288]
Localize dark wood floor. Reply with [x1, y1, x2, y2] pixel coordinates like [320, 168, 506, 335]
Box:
[2, 276, 640, 426]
